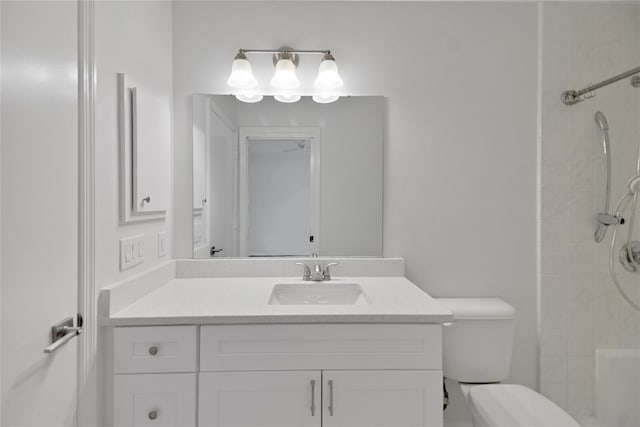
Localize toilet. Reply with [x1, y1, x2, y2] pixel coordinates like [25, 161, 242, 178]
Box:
[435, 298, 580, 427]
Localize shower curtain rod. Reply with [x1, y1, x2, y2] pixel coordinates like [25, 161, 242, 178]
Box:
[561, 65, 640, 105]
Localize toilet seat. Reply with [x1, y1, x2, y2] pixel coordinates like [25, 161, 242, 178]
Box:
[466, 384, 580, 427]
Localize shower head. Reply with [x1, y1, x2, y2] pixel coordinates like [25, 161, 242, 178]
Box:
[595, 111, 609, 131]
[628, 176, 640, 194]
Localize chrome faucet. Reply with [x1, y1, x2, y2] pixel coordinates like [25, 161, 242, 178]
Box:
[296, 256, 339, 281]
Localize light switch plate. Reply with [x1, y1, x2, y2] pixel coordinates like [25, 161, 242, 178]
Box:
[120, 234, 144, 271]
[158, 231, 167, 258]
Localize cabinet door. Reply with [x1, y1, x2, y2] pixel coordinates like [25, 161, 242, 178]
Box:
[199, 371, 321, 427]
[113, 373, 196, 427]
[322, 370, 443, 427]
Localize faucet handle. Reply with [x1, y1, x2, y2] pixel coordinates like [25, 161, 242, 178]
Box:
[322, 262, 339, 281]
[295, 262, 312, 281]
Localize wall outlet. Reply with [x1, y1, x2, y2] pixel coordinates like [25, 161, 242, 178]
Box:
[158, 231, 167, 258]
[120, 234, 144, 271]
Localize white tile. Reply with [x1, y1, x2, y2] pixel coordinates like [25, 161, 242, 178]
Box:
[567, 247, 595, 275]
[542, 221, 568, 248]
[595, 328, 621, 349]
[541, 247, 567, 276]
[567, 191, 594, 220]
[567, 217, 593, 246]
[568, 329, 594, 356]
[541, 274, 568, 302]
[568, 300, 594, 330]
[542, 191, 568, 219]
[541, 382, 568, 410]
[541, 328, 568, 356]
[568, 356, 594, 384]
[568, 274, 594, 302]
[593, 292, 620, 330]
[541, 300, 569, 329]
[541, 356, 568, 383]
[541, 163, 568, 193]
[568, 381, 594, 416]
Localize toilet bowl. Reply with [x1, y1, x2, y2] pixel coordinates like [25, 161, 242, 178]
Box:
[436, 298, 580, 427]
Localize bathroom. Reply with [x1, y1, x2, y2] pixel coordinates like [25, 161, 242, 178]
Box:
[1, 1, 639, 426]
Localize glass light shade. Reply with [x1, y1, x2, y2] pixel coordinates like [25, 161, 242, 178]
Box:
[314, 59, 344, 90]
[235, 92, 263, 103]
[270, 59, 300, 90]
[312, 94, 340, 104]
[274, 93, 301, 103]
[227, 58, 258, 89]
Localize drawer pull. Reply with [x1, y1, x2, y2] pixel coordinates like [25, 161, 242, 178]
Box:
[310, 380, 316, 416]
[328, 380, 334, 416]
[148, 346, 158, 356]
[148, 410, 158, 420]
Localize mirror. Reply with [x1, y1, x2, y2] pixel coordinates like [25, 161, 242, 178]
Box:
[192, 95, 384, 258]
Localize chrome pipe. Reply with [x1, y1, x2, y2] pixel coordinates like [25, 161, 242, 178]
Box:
[562, 65, 640, 105]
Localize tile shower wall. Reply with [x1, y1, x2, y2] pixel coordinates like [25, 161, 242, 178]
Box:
[541, 2, 640, 416]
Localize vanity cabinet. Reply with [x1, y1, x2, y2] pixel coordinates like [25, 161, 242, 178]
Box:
[199, 371, 322, 427]
[198, 370, 440, 427]
[321, 370, 441, 427]
[110, 324, 443, 427]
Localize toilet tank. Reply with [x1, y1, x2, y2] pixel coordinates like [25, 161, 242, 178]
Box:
[435, 298, 516, 383]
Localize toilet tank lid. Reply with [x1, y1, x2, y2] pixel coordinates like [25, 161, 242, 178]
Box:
[434, 298, 516, 320]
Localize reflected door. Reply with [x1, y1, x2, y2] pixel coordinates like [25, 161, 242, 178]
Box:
[247, 139, 312, 256]
[208, 110, 237, 256]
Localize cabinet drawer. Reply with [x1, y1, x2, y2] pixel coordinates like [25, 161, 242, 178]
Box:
[200, 324, 441, 372]
[113, 326, 197, 374]
[113, 373, 196, 427]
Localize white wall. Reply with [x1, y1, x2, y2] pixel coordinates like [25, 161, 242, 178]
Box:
[95, 1, 173, 424]
[540, 2, 640, 416]
[172, 2, 538, 424]
[95, 0, 173, 290]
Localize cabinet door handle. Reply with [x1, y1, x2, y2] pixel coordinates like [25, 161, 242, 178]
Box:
[148, 346, 158, 356]
[310, 380, 316, 416]
[148, 410, 158, 420]
[328, 379, 334, 416]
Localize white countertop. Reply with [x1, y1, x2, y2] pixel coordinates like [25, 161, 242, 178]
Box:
[103, 276, 453, 326]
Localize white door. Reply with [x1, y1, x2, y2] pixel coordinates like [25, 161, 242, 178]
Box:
[247, 139, 311, 256]
[322, 370, 443, 427]
[199, 371, 322, 427]
[208, 111, 236, 256]
[1, 1, 79, 425]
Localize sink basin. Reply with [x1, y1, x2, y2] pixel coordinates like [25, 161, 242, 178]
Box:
[268, 283, 370, 305]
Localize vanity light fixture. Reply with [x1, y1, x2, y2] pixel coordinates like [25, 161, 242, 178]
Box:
[235, 92, 263, 103]
[226, 51, 258, 89]
[227, 47, 344, 104]
[274, 93, 301, 103]
[314, 52, 344, 90]
[312, 94, 340, 104]
[270, 51, 300, 90]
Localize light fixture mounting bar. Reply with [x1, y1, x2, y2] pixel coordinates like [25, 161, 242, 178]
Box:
[239, 49, 330, 55]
